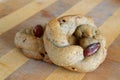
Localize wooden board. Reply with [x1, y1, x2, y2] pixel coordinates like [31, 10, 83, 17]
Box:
[0, 0, 32, 18]
[0, 0, 120, 80]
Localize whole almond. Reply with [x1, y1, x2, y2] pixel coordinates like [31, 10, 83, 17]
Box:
[83, 43, 100, 57]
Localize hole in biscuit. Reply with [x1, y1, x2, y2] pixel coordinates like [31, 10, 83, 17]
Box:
[40, 53, 45, 57]
[68, 32, 80, 46]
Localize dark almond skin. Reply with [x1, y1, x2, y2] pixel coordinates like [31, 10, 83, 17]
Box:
[33, 25, 44, 38]
[84, 43, 100, 57]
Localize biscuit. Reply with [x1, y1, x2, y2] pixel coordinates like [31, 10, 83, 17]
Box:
[43, 15, 107, 72]
[15, 26, 52, 63]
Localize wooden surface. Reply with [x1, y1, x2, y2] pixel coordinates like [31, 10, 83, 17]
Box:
[0, 0, 120, 80]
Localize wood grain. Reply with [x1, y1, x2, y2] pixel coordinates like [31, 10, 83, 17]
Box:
[0, 0, 57, 35]
[47, 68, 85, 80]
[60, 0, 103, 17]
[86, 0, 120, 27]
[82, 59, 120, 80]
[5, 59, 56, 80]
[99, 7, 120, 48]
[0, 0, 32, 18]
[0, 48, 28, 80]
[107, 35, 120, 62]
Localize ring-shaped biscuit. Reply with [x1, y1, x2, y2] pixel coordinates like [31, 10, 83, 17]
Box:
[43, 15, 107, 72]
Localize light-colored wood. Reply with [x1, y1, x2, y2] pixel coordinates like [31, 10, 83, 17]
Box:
[82, 59, 120, 80]
[5, 59, 56, 80]
[99, 8, 120, 48]
[0, 48, 28, 80]
[47, 68, 85, 80]
[0, 0, 57, 35]
[107, 35, 120, 62]
[0, 0, 32, 18]
[60, 0, 103, 17]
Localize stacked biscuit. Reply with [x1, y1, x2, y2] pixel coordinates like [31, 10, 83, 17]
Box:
[15, 15, 107, 72]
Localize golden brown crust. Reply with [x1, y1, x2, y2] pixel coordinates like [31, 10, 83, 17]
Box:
[43, 15, 107, 72]
[14, 28, 52, 63]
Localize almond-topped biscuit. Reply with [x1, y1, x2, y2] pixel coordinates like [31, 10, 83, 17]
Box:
[14, 15, 107, 72]
[14, 25, 52, 63]
[43, 15, 107, 72]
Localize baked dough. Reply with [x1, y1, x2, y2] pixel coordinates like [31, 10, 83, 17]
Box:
[43, 15, 107, 72]
[15, 27, 52, 63]
[14, 15, 107, 72]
